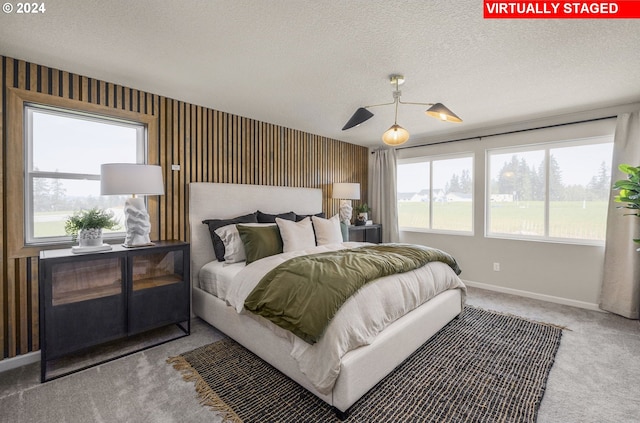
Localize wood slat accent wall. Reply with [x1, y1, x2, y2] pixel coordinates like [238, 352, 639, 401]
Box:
[0, 55, 369, 361]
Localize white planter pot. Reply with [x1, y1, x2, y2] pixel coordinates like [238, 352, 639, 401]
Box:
[78, 228, 103, 247]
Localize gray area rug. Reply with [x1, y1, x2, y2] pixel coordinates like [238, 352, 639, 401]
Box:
[169, 306, 563, 422]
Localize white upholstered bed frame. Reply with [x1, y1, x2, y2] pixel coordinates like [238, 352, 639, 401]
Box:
[189, 182, 462, 416]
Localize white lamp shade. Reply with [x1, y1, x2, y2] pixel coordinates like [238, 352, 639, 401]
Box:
[332, 182, 360, 200]
[101, 164, 164, 196]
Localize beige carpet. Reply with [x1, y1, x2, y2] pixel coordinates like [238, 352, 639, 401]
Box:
[169, 306, 563, 422]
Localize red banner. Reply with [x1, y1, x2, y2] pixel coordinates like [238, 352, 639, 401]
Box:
[484, 1, 640, 18]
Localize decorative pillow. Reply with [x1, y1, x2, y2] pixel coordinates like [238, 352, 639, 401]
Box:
[312, 214, 344, 245]
[214, 224, 246, 263]
[257, 210, 296, 223]
[237, 224, 283, 264]
[203, 212, 258, 261]
[276, 217, 316, 253]
[215, 223, 278, 263]
[294, 212, 326, 222]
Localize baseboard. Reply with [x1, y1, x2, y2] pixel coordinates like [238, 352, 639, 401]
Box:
[0, 351, 40, 374]
[463, 280, 604, 312]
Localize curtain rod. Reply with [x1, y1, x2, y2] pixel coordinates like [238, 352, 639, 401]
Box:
[394, 115, 617, 151]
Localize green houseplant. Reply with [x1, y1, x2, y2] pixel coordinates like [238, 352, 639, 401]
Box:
[354, 203, 372, 226]
[65, 208, 119, 247]
[613, 164, 640, 248]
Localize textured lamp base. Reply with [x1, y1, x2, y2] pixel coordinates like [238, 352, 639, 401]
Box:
[339, 199, 353, 225]
[123, 197, 153, 247]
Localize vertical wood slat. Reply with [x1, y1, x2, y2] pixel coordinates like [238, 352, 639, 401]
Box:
[6, 260, 15, 358]
[221, 111, 227, 182]
[29, 63, 37, 92]
[159, 97, 168, 240]
[172, 100, 180, 240]
[132, 89, 139, 113]
[80, 75, 88, 102]
[0, 55, 368, 361]
[17, 60, 26, 90]
[29, 257, 38, 351]
[90, 78, 98, 105]
[207, 109, 213, 181]
[40, 65, 49, 99]
[197, 106, 203, 182]
[180, 102, 187, 240]
[98, 80, 106, 106]
[51, 68, 60, 98]
[124, 87, 130, 112]
[2, 58, 15, 359]
[72, 74, 80, 101]
[1, 57, 5, 359]
[17, 258, 28, 355]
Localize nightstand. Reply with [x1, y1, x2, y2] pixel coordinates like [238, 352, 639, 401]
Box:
[348, 224, 382, 243]
[38, 240, 190, 381]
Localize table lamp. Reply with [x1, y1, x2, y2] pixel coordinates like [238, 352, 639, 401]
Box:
[100, 163, 164, 247]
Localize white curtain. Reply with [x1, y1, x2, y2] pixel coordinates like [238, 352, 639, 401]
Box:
[600, 111, 640, 319]
[370, 148, 399, 243]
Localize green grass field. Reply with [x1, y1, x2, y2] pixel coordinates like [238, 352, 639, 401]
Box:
[399, 200, 608, 240]
[398, 201, 473, 232]
[33, 211, 124, 238]
[38, 201, 608, 242]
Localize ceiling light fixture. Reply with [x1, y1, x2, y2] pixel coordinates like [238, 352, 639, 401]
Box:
[342, 74, 462, 146]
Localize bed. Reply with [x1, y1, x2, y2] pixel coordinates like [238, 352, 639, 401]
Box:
[189, 182, 465, 418]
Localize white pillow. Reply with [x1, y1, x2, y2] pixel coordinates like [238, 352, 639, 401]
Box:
[276, 217, 316, 253]
[312, 214, 343, 245]
[214, 223, 276, 263]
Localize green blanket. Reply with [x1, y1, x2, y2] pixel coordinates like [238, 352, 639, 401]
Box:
[244, 244, 461, 344]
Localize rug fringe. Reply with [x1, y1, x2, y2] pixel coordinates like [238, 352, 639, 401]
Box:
[167, 356, 243, 423]
[468, 305, 572, 331]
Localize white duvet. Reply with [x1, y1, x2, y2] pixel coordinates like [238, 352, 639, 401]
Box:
[226, 242, 466, 394]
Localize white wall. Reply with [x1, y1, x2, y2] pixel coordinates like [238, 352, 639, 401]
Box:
[395, 107, 635, 310]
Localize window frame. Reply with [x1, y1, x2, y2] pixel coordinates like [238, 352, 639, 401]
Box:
[485, 135, 614, 245]
[398, 152, 475, 235]
[24, 104, 147, 245]
[6, 87, 159, 258]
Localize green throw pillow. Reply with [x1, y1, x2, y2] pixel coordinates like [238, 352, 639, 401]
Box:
[237, 224, 283, 264]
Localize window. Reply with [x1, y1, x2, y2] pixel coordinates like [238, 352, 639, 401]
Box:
[25, 105, 146, 245]
[487, 137, 613, 243]
[398, 154, 474, 233]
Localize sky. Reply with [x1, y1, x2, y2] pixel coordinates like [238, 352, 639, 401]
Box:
[489, 142, 613, 186]
[399, 142, 614, 193]
[398, 157, 473, 193]
[31, 108, 141, 196]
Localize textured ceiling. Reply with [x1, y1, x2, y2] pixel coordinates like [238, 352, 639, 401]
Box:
[1, 0, 640, 147]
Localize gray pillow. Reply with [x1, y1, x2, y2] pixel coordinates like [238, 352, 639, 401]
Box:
[295, 212, 326, 222]
[203, 212, 258, 261]
[257, 210, 296, 223]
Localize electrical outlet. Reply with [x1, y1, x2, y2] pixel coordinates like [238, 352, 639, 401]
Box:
[171, 164, 180, 171]
[493, 262, 501, 271]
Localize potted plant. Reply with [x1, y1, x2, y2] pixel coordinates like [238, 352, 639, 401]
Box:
[65, 208, 119, 247]
[354, 203, 372, 226]
[613, 164, 640, 249]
